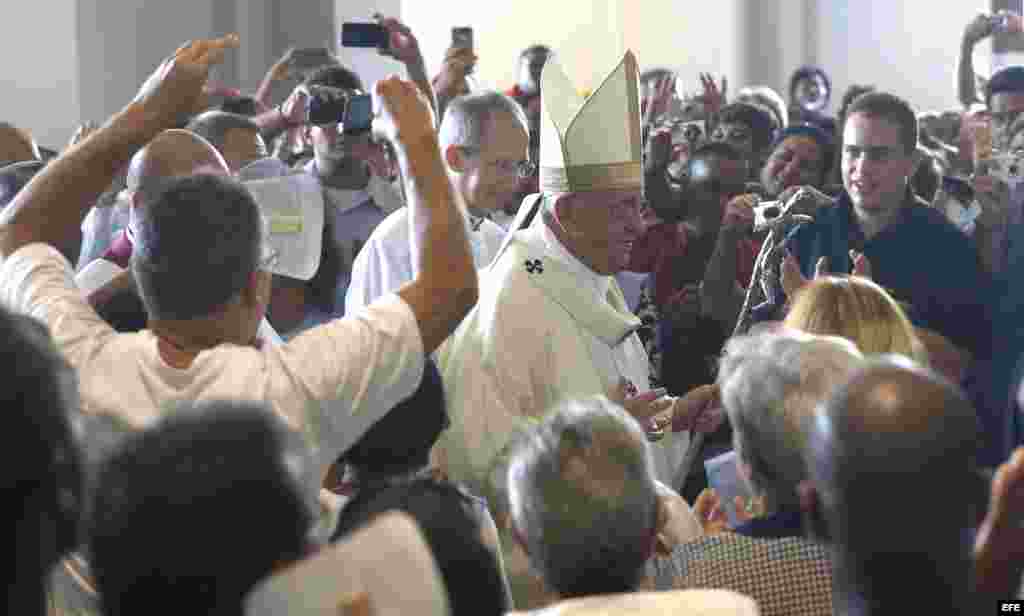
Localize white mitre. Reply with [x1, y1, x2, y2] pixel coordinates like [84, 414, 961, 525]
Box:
[539, 51, 643, 193]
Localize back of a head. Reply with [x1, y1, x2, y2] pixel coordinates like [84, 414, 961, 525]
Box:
[439, 90, 529, 152]
[131, 173, 262, 321]
[126, 129, 229, 203]
[0, 159, 45, 210]
[719, 102, 776, 153]
[89, 401, 315, 616]
[807, 359, 982, 608]
[845, 91, 918, 154]
[186, 111, 263, 156]
[0, 121, 40, 167]
[304, 65, 364, 92]
[737, 85, 789, 131]
[342, 358, 448, 478]
[783, 276, 927, 364]
[986, 65, 1024, 108]
[718, 330, 863, 509]
[506, 396, 657, 598]
[2, 305, 83, 596]
[332, 477, 507, 616]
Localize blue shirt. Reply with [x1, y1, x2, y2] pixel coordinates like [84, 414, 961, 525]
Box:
[789, 190, 992, 359]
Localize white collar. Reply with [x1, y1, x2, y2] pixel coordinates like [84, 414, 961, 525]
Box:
[537, 217, 613, 300]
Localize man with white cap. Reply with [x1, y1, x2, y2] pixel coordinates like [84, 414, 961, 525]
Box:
[0, 34, 478, 495]
[437, 51, 700, 491]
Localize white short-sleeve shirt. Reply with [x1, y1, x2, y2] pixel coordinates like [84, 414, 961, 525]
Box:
[0, 243, 425, 490]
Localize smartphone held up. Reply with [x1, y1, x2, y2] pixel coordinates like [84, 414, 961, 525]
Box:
[341, 22, 389, 49]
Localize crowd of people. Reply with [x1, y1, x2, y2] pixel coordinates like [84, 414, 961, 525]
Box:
[8, 9, 1024, 616]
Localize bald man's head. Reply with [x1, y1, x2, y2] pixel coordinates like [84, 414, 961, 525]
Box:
[806, 358, 984, 616]
[127, 129, 229, 204]
[808, 357, 982, 545]
[0, 122, 40, 168]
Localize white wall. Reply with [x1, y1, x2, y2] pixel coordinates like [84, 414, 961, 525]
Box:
[0, 0, 80, 149]
[814, 0, 987, 114]
[336, 0, 406, 89]
[0, 1, 1007, 151]
[402, 0, 742, 97]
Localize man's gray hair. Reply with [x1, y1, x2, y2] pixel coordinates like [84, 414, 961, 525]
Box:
[717, 330, 863, 510]
[505, 395, 657, 597]
[439, 91, 528, 151]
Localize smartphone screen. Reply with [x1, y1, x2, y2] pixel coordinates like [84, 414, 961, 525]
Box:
[343, 94, 374, 134]
[341, 22, 388, 48]
[452, 27, 473, 50]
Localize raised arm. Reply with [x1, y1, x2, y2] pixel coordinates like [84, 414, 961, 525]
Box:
[375, 78, 477, 353]
[376, 15, 440, 129]
[958, 13, 998, 109]
[0, 36, 238, 259]
[700, 194, 755, 328]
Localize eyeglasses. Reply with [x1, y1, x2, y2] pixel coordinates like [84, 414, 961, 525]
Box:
[461, 146, 537, 178]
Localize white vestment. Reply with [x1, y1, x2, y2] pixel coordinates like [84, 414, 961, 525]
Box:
[437, 217, 689, 486]
[345, 207, 505, 314]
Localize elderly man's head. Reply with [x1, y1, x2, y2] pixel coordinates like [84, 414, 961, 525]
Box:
[0, 122, 41, 168]
[803, 358, 984, 611]
[717, 330, 863, 511]
[440, 91, 530, 215]
[506, 396, 658, 598]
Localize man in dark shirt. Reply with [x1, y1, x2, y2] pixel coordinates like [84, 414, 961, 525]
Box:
[789, 92, 990, 361]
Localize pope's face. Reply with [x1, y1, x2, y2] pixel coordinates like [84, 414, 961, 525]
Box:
[562, 189, 645, 275]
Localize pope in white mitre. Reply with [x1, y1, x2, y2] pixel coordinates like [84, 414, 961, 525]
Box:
[436, 51, 694, 489]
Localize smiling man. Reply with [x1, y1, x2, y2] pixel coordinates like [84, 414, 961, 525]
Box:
[436, 51, 692, 493]
[788, 92, 990, 364]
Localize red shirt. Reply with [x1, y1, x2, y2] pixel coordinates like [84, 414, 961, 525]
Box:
[628, 222, 760, 309]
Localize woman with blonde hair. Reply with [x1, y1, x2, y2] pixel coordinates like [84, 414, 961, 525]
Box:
[783, 275, 929, 365]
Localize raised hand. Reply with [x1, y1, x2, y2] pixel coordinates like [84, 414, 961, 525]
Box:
[372, 75, 436, 145]
[642, 74, 676, 126]
[722, 194, 757, 233]
[699, 72, 727, 116]
[433, 47, 477, 99]
[375, 14, 424, 67]
[133, 34, 239, 129]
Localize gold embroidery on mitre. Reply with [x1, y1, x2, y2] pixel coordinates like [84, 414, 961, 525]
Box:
[539, 161, 643, 193]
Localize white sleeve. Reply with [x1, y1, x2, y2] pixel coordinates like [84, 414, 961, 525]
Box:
[344, 234, 384, 316]
[272, 293, 425, 470]
[0, 243, 115, 367]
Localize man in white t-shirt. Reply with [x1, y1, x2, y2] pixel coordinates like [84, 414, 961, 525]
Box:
[0, 38, 478, 496]
[346, 91, 529, 313]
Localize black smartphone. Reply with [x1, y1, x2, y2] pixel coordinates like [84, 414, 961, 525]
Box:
[452, 27, 474, 51]
[343, 94, 373, 134]
[341, 22, 388, 48]
[306, 88, 348, 126]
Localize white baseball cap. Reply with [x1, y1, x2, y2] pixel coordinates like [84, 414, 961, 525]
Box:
[245, 172, 324, 281]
